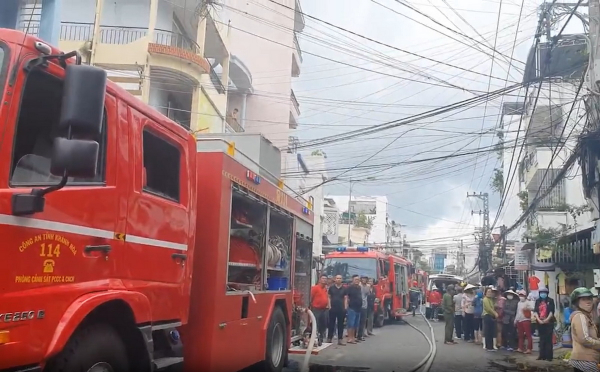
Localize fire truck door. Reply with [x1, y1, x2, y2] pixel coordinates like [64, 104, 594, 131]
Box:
[0, 70, 121, 292]
[122, 111, 190, 320]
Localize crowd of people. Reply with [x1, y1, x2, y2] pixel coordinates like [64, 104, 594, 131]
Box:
[310, 273, 378, 346]
[432, 283, 600, 372]
[433, 283, 553, 357]
[310, 271, 600, 371]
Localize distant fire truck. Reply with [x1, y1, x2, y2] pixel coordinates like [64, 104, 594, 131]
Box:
[323, 247, 414, 326]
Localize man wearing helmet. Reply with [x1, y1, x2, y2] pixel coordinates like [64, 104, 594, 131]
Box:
[569, 287, 600, 372]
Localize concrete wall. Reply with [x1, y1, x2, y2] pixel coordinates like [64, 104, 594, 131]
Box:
[502, 115, 527, 241]
[61, 0, 173, 31]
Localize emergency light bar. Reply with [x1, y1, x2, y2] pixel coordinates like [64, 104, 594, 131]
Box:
[335, 246, 369, 252]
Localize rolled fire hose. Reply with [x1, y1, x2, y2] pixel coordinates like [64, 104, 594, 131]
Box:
[300, 309, 317, 372]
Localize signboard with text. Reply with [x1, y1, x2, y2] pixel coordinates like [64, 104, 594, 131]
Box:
[514, 242, 529, 270]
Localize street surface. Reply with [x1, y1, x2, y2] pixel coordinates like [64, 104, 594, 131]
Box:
[287, 315, 552, 372]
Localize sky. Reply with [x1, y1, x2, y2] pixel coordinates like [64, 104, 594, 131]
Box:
[288, 0, 587, 259]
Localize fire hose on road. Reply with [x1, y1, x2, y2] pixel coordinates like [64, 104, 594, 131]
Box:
[405, 296, 437, 372]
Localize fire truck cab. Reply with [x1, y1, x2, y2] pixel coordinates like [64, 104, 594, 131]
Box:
[0, 29, 314, 372]
[323, 247, 414, 327]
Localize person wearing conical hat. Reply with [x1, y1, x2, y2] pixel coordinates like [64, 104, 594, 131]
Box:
[462, 284, 477, 342]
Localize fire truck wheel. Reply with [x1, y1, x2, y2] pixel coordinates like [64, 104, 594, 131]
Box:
[374, 309, 384, 328]
[263, 307, 287, 372]
[47, 324, 129, 372]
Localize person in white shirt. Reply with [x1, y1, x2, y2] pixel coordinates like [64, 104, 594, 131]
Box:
[461, 284, 477, 343]
[453, 287, 465, 339]
[514, 290, 534, 353]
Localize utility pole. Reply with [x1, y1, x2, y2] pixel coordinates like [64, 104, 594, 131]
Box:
[347, 180, 353, 246]
[501, 225, 508, 261]
[468, 192, 491, 274]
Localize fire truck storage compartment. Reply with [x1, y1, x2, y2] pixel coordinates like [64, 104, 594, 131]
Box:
[266, 206, 293, 291]
[227, 184, 268, 292]
[292, 217, 313, 339]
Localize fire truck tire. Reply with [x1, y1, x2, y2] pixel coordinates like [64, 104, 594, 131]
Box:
[374, 309, 384, 328]
[262, 307, 287, 372]
[46, 324, 129, 372]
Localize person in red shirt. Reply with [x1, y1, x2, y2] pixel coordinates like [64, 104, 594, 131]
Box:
[429, 286, 442, 322]
[311, 274, 330, 346]
[528, 276, 540, 300]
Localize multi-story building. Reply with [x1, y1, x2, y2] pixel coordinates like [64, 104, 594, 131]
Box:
[6, 0, 233, 135]
[517, 35, 592, 234]
[507, 34, 600, 304]
[328, 195, 389, 246]
[224, 0, 304, 173]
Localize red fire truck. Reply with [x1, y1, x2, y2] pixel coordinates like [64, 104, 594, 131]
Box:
[0, 29, 314, 372]
[323, 247, 414, 326]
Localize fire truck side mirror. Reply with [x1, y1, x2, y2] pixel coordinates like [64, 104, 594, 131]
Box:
[10, 65, 106, 216]
[50, 137, 99, 178]
[58, 64, 107, 135]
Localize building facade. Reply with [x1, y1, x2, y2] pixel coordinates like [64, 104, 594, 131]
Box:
[7, 0, 235, 135]
[224, 0, 304, 158]
[328, 195, 390, 246]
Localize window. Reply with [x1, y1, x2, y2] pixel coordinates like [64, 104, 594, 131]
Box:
[0, 45, 6, 90]
[382, 260, 390, 277]
[142, 129, 180, 202]
[322, 257, 377, 283]
[10, 69, 107, 186]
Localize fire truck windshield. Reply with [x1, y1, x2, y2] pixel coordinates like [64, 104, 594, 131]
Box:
[322, 257, 377, 283]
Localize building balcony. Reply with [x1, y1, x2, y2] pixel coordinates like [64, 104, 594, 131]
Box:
[147, 66, 196, 129]
[534, 227, 600, 270]
[292, 32, 302, 68]
[520, 146, 568, 190]
[294, 0, 305, 32]
[292, 46, 301, 77]
[225, 117, 244, 133]
[290, 89, 300, 129]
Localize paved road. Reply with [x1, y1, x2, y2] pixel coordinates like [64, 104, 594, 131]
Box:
[288, 315, 505, 372]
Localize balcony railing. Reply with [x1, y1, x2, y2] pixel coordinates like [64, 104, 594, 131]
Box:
[226, 117, 244, 132]
[57, 23, 200, 50]
[98, 25, 147, 44]
[154, 29, 198, 54]
[60, 22, 93, 41]
[293, 33, 303, 62]
[209, 66, 226, 94]
[537, 236, 600, 269]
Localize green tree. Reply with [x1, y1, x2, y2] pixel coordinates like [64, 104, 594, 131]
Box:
[355, 211, 373, 229]
[491, 168, 504, 194]
[517, 191, 528, 211]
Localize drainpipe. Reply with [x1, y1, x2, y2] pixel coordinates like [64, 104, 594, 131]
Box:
[241, 93, 247, 129]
